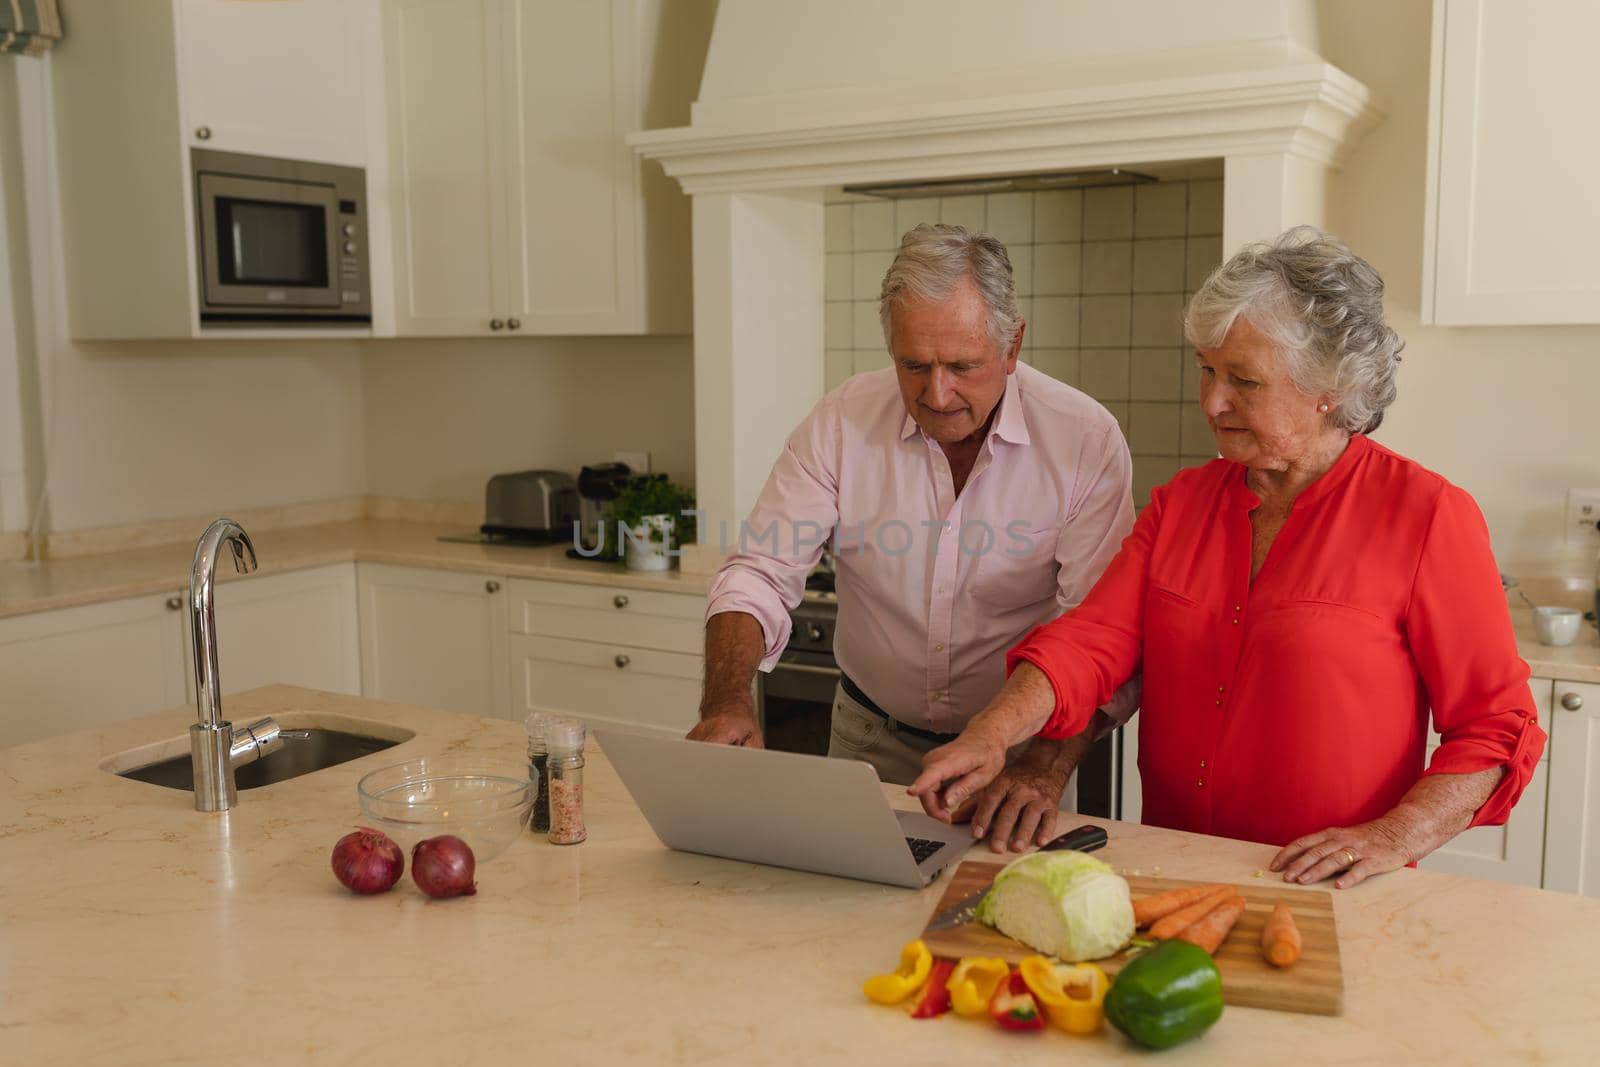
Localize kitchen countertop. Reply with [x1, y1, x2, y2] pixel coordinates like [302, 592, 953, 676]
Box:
[0, 519, 712, 620]
[3, 685, 1597, 1065]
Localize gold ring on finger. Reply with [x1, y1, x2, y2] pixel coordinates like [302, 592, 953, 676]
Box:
[1340, 847, 1357, 868]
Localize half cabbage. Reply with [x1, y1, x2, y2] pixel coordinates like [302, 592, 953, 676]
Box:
[975, 850, 1134, 961]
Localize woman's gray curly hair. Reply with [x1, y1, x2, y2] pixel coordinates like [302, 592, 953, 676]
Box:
[1183, 226, 1404, 434]
[879, 223, 1020, 353]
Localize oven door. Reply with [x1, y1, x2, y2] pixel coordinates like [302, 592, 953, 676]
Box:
[758, 650, 838, 756]
[196, 172, 341, 311]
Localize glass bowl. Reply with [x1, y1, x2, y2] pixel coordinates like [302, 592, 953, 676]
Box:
[356, 755, 532, 862]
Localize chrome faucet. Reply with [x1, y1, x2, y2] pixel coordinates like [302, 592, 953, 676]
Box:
[188, 518, 283, 812]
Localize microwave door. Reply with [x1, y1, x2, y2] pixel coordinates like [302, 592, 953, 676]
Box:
[197, 172, 341, 310]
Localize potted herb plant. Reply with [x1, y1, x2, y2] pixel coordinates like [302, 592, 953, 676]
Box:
[610, 475, 696, 571]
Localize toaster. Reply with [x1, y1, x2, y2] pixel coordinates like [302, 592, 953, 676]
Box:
[481, 470, 579, 541]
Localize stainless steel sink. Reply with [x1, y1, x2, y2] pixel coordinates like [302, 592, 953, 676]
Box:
[118, 728, 403, 791]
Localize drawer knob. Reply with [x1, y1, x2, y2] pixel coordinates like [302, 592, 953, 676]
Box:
[507, 318, 521, 330]
[485, 580, 501, 594]
[613, 594, 629, 609]
[194, 125, 212, 140]
[1562, 692, 1584, 712]
[165, 596, 183, 611]
[489, 318, 505, 331]
[613, 654, 631, 669]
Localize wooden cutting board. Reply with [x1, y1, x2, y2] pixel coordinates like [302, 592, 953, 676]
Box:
[921, 863, 1343, 1016]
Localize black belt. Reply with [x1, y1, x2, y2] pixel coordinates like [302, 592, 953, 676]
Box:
[839, 673, 960, 744]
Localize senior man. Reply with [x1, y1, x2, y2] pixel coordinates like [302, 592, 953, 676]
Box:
[688, 223, 1137, 852]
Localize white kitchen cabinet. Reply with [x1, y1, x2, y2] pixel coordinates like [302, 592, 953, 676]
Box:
[506, 577, 703, 738]
[194, 564, 362, 700]
[1543, 678, 1600, 895]
[357, 563, 511, 719]
[48, 0, 388, 339]
[1423, 0, 1600, 324]
[0, 594, 188, 749]
[383, 0, 700, 336]
[1420, 678, 1552, 888]
[175, 0, 381, 168]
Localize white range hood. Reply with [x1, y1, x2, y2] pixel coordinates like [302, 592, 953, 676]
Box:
[634, 0, 1382, 533]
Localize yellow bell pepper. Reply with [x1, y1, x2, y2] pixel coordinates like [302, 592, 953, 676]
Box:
[863, 940, 934, 1005]
[1018, 956, 1109, 1034]
[946, 957, 1010, 1018]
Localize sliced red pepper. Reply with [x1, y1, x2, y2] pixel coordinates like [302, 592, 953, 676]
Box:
[988, 970, 1046, 1031]
[910, 959, 957, 1018]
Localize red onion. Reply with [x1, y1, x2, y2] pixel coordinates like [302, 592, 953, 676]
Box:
[411, 835, 477, 898]
[331, 827, 403, 894]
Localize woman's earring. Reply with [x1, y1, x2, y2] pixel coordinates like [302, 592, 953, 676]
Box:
[1318, 403, 1330, 413]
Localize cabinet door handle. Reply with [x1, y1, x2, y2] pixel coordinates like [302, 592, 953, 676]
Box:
[1562, 692, 1584, 711]
[612, 594, 629, 609]
[489, 318, 505, 331]
[613, 654, 631, 669]
[194, 125, 212, 140]
[165, 596, 183, 611]
[507, 318, 521, 330]
[485, 580, 501, 594]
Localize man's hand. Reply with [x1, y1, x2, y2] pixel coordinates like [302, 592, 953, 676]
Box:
[966, 763, 1069, 853]
[685, 702, 764, 748]
[907, 724, 1007, 822]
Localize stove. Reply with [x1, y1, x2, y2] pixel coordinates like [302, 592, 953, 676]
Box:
[759, 569, 839, 755]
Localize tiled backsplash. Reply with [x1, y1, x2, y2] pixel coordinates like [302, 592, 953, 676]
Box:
[824, 179, 1223, 505]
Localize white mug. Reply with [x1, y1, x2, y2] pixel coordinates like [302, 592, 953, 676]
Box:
[1533, 606, 1582, 647]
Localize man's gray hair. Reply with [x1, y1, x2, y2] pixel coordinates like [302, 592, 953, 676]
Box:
[1184, 226, 1403, 434]
[879, 223, 1020, 353]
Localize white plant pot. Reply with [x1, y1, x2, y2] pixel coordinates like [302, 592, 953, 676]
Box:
[623, 514, 675, 571]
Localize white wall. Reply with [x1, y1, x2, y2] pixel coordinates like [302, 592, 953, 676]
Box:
[360, 337, 695, 507]
[1318, 0, 1600, 572]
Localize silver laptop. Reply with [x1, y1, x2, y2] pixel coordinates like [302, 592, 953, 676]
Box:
[596, 730, 973, 888]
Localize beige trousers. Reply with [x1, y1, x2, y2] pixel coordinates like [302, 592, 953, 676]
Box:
[827, 682, 1036, 788]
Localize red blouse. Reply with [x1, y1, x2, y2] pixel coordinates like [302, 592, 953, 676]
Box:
[1008, 435, 1546, 847]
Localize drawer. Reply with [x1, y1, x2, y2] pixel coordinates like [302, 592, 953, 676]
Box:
[507, 578, 703, 654]
[509, 632, 701, 737]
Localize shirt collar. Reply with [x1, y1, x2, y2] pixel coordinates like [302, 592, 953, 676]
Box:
[898, 370, 1030, 446]
[1227, 433, 1370, 509]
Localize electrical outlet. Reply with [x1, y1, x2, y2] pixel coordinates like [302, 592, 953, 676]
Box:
[1566, 488, 1600, 546]
[614, 450, 651, 474]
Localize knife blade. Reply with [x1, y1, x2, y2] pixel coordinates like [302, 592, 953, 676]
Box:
[924, 824, 1109, 933]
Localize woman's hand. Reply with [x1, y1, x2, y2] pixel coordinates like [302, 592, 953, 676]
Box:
[907, 725, 1009, 823]
[1269, 818, 1414, 889]
[1271, 766, 1504, 888]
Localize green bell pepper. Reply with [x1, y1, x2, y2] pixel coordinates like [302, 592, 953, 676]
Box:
[1103, 939, 1224, 1050]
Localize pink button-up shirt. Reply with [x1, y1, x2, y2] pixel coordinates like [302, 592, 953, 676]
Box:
[705, 363, 1135, 734]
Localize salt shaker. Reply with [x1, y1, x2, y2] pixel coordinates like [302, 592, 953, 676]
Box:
[546, 718, 588, 845]
[523, 712, 551, 834]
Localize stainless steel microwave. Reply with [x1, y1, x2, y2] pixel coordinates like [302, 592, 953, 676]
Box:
[191, 148, 371, 327]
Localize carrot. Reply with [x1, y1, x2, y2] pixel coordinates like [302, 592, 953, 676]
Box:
[1260, 903, 1302, 967]
[1132, 883, 1231, 927]
[1173, 895, 1247, 954]
[1147, 887, 1234, 941]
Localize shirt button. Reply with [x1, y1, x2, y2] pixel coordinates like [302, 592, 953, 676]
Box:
[1214, 700, 1221, 706]
[934, 643, 944, 652]
[1217, 685, 1225, 693]
[1199, 760, 1207, 768]
[1196, 779, 1205, 788]
[1231, 618, 1239, 625]
[1233, 605, 1241, 612]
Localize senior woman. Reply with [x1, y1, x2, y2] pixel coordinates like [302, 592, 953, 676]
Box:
[909, 226, 1546, 888]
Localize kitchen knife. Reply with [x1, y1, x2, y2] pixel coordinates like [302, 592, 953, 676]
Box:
[924, 824, 1108, 933]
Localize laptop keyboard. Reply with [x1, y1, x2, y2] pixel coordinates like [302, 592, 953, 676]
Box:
[905, 836, 947, 864]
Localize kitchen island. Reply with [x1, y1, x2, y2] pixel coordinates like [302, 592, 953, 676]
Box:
[3, 685, 1597, 1065]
